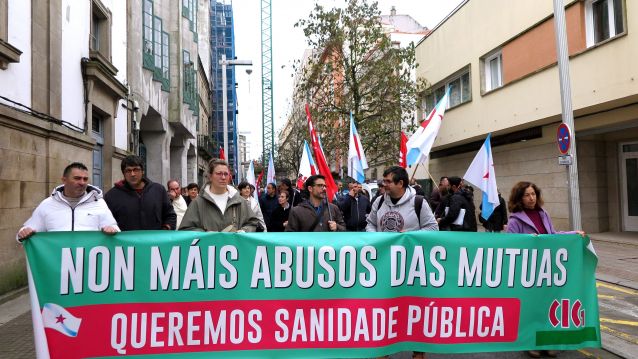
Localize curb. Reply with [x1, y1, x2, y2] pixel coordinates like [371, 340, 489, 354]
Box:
[0, 286, 28, 306]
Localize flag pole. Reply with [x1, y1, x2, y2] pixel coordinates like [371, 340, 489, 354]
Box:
[410, 163, 439, 190]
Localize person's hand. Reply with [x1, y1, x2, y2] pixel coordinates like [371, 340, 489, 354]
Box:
[236, 229, 246, 233]
[328, 220, 337, 231]
[576, 230, 586, 238]
[17, 227, 35, 242]
[101, 226, 118, 235]
[502, 224, 507, 231]
[349, 189, 356, 198]
[283, 221, 288, 228]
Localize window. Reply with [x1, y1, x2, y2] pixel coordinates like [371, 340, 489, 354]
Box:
[142, 0, 154, 68]
[585, 0, 624, 47]
[484, 51, 503, 92]
[0, 0, 22, 69]
[161, 31, 169, 90]
[142, 0, 169, 91]
[424, 68, 471, 112]
[90, 0, 111, 58]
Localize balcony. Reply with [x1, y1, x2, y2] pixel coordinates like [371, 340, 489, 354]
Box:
[197, 134, 214, 160]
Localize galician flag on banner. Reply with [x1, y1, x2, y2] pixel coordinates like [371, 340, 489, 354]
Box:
[305, 103, 338, 201]
[297, 140, 317, 189]
[348, 112, 368, 183]
[42, 302, 82, 337]
[463, 133, 500, 220]
[266, 151, 276, 186]
[245, 160, 258, 200]
[406, 89, 450, 166]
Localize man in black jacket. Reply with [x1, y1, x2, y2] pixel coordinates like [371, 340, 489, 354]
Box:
[105, 155, 176, 231]
[338, 181, 370, 231]
[437, 176, 477, 232]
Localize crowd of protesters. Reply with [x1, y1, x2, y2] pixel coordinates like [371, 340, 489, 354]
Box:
[16, 155, 587, 359]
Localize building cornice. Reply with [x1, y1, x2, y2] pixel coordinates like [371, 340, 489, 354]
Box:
[0, 38, 21, 69]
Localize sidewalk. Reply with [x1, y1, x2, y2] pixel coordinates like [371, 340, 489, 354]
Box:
[589, 232, 638, 290]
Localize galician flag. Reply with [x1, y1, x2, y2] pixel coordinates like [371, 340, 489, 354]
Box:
[297, 140, 317, 189]
[406, 90, 450, 166]
[245, 160, 258, 200]
[305, 103, 338, 201]
[348, 112, 368, 183]
[463, 133, 500, 220]
[266, 151, 276, 186]
[42, 302, 82, 337]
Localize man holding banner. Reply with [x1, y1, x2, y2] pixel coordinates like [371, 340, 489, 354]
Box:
[16, 162, 119, 241]
[367, 166, 438, 233]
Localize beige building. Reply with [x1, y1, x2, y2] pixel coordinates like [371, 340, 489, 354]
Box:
[415, 0, 637, 233]
[0, 0, 129, 294]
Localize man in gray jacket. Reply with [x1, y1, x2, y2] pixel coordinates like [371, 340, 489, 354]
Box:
[366, 166, 438, 232]
[179, 159, 259, 232]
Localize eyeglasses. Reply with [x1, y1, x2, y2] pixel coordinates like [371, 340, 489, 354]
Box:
[313, 184, 327, 188]
[124, 168, 142, 174]
[213, 171, 230, 177]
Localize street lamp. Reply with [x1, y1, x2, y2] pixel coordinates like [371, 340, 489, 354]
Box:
[220, 54, 252, 170]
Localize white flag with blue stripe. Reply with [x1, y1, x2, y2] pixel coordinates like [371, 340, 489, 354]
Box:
[406, 89, 450, 166]
[463, 133, 500, 220]
[266, 151, 276, 186]
[348, 112, 368, 183]
[42, 302, 82, 337]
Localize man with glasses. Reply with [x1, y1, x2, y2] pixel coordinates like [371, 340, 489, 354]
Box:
[105, 155, 176, 231]
[286, 175, 345, 232]
[167, 180, 188, 228]
[180, 159, 258, 232]
[366, 166, 438, 232]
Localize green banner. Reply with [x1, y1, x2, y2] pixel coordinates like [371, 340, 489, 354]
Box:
[24, 231, 600, 358]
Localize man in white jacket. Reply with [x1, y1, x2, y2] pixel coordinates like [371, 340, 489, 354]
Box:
[16, 162, 119, 242]
[167, 179, 188, 229]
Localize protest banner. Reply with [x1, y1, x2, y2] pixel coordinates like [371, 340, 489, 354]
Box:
[24, 231, 600, 358]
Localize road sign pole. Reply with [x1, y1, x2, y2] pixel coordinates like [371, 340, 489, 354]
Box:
[553, 0, 582, 231]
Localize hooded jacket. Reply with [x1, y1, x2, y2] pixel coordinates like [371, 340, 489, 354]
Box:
[285, 200, 346, 232]
[366, 186, 438, 232]
[506, 208, 576, 235]
[438, 189, 477, 232]
[104, 178, 176, 231]
[17, 184, 119, 241]
[179, 185, 259, 232]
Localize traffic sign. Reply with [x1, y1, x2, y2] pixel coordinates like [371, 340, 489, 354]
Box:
[557, 123, 571, 155]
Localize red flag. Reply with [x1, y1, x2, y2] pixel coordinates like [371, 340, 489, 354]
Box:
[219, 146, 225, 160]
[399, 131, 408, 168]
[256, 170, 264, 195]
[305, 104, 337, 202]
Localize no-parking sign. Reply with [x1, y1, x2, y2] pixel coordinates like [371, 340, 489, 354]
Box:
[557, 123, 571, 155]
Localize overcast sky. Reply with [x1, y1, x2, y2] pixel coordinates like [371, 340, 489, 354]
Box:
[232, 0, 464, 160]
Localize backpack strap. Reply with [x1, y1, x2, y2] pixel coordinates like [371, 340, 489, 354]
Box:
[376, 195, 385, 211]
[415, 195, 424, 228]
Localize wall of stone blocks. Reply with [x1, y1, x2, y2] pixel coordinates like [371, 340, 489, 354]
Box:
[429, 125, 573, 231]
[0, 121, 92, 294]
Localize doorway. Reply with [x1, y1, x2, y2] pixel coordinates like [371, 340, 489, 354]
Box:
[620, 142, 638, 231]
